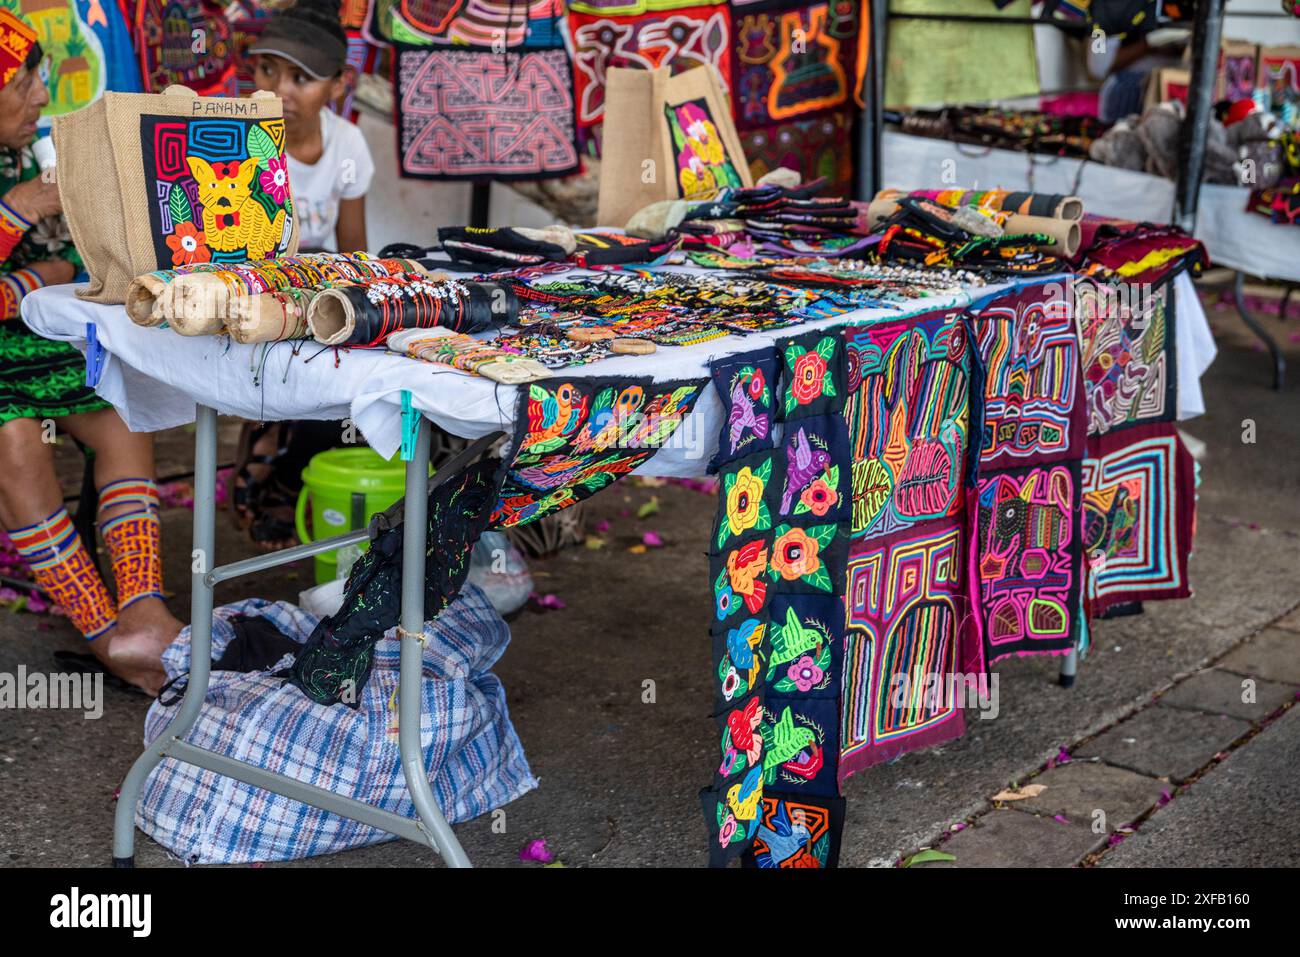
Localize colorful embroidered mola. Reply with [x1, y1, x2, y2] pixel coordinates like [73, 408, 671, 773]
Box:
[973, 281, 1086, 469]
[976, 461, 1083, 660]
[1081, 422, 1195, 614]
[139, 113, 295, 269]
[394, 45, 579, 180]
[744, 792, 845, 868]
[1075, 275, 1177, 437]
[843, 309, 970, 541]
[568, 5, 732, 137]
[731, 0, 865, 130]
[841, 517, 983, 777]
[709, 349, 779, 472]
[492, 377, 704, 528]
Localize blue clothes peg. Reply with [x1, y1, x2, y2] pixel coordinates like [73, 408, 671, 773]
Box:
[85, 322, 107, 388]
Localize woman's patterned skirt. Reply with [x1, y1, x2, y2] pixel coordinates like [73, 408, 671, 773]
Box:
[0, 321, 108, 424]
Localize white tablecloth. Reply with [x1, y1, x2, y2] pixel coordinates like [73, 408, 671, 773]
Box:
[1172, 270, 1216, 420]
[882, 130, 1300, 282]
[21, 265, 1215, 473]
[22, 276, 988, 476]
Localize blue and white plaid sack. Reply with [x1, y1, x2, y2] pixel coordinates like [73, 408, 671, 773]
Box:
[136, 585, 537, 864]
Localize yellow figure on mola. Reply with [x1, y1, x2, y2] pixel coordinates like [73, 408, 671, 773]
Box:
[186, 156, 287, 260]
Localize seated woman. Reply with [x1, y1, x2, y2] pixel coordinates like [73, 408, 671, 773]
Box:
[233, 0, 375, 550]
[0, 10, 180, 695]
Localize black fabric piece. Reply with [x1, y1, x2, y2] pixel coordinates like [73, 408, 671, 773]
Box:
[377, 242, 439, 260]
[678, 178, 835, 225]
[287, 455, 505, 708]
[153, 612, 304, 706]
[419, 257, 497, 275]
[215, 614, 303, 672]
[1086, 0, 1158, 35]
[573, 232, 675, 266]
[438, 227, 571, 268]
[889, 196, 979, 243]
[1096, 600, 1144, 619]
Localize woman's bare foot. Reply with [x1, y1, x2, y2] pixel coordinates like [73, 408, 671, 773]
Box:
[95, 598, 182, 696]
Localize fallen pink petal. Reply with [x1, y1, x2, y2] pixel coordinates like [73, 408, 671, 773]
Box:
[519, 839, 554, 863]
[643, 531, 664, 547]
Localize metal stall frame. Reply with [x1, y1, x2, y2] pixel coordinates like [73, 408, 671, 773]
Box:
[871, 0, 1292, 388]
[864, 0, 1294, 686]
[111, 401, 474, 868]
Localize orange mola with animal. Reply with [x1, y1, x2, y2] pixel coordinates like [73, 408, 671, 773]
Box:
[187, 156, 287, 260]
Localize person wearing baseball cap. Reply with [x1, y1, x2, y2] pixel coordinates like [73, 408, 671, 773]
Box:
[238, 0, 375, 551]
[248, 0, 373, 256]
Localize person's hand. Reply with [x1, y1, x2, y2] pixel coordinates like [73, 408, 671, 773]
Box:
[27, 259, 75, 286]
[3, 176, 61, 223]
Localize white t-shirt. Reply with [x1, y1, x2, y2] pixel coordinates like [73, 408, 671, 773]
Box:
[288, 108, 375, 251]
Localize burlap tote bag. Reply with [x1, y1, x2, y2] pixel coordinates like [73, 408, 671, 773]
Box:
[597, 64, 752, 229]
[53, 86, 300, 305]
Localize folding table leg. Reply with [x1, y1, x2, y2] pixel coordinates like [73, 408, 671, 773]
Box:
[398, 415, 472, 867]
[1058, 649, 1079, 689]
[1234, 272, 1286, 391]
[112, 403, 220, 867]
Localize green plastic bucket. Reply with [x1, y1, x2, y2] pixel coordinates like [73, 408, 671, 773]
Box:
[295, 447, 410, 584]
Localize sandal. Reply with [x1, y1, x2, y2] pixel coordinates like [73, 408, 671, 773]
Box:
[233, 420, 345, 551]
[232, 422, 301, 551]
[232, 422, 289, 529]
[246, 471, 301, 550]
[52, 651, 152, 698]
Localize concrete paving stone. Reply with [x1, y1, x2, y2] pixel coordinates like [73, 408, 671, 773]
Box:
[1073, 707, 1252, 783]
[1014, 762, 1167, 830]
[1274, 605, 1300, 635]
[911, 809, 1101, 868]
[1100, 707, 1300, 868]
[1216, 628, 1300, 685]
[1158, 668, 1297, 722]
[1185, 313, 1300, 535]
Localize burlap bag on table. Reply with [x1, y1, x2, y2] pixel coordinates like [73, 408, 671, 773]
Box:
[53, 86, 299, 305]
[597, 64, 753, 229]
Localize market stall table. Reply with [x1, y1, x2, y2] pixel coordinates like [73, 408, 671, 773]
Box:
[21, 261, 1218, 866]
[22, 273, 999, 868]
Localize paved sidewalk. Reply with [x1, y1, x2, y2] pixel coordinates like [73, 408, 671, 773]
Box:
[905, 620, 1299, 867]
